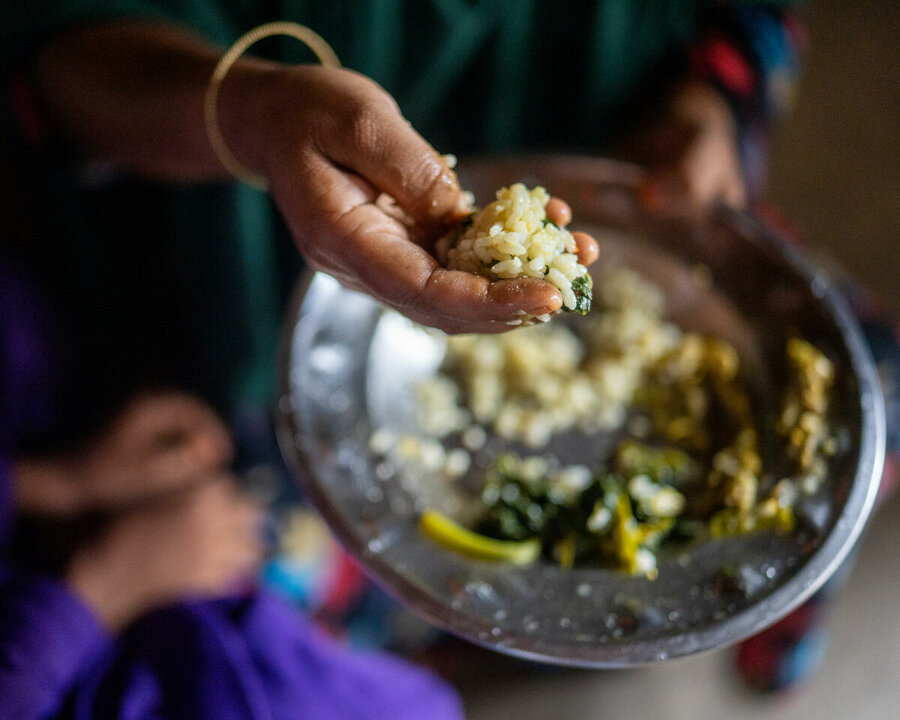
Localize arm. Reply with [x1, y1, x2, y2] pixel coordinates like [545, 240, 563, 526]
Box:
[21, 21, 595, 334]
[30, 22, 271, 182]
[29, 24, 208, 180]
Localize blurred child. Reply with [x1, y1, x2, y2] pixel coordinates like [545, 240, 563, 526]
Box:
[0, 267, 464, 720]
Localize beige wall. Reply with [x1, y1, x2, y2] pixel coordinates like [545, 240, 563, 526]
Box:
[769, 0, 900, 312]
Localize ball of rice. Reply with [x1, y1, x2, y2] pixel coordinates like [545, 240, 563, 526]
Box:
[441, 184, 592, 314]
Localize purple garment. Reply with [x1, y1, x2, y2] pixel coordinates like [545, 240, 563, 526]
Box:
[0, 280, 114, 720]
[0, 263, 56, 449]
[0, 568, 112, 720]
[0, 262, 464, 720]
[74, 594, 464, 720]
[0, 454, 10, 545]
[0, 558, 465, 720]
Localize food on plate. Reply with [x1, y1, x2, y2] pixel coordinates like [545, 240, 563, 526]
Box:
[418, 509, 541, 565]
[440, 183, 592, 315]
[369, 267, 836, 577]
[432, 268, 676, 447]
[778, 337, 836, 485]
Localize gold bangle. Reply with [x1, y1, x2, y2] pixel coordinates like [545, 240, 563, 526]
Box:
[203, 22, 341, 191]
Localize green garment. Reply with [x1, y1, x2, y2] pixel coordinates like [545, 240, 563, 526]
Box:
[0, 0, 734, 426]
[3, 1, 702, 148]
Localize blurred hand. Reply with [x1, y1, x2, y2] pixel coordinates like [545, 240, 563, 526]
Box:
[624, 81, 747, 214]
[15, 392, 232, 515]
[66, 475, 264, 630]
[222, 65, 597, 334]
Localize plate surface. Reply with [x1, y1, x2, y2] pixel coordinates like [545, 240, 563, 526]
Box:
[276, 156, 883, 666]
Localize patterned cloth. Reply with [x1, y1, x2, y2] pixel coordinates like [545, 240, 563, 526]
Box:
[690, 4, 806, 198]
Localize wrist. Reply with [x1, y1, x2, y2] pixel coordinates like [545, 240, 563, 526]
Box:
[215, 58, 288, 183]
[65, 543, 143, 631]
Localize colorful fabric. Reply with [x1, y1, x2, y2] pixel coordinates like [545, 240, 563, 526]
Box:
[262, 507, 441, 653]
[690, 4, 806, 198]
[736, 589, 831, 692]
[692, 4, 805, 122]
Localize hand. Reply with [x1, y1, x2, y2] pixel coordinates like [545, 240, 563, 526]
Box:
[624, 81, 747, 214]
[14, 392, 233, 515]
[545, 196, 600, 266]
[220, 65, 597, 334]
[27, 24, 596, 332]
[65, 475, 264, 630]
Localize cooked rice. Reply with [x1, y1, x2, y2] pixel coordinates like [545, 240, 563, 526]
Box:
[442, 184, 590, 313]
[432, 268, 682, 446]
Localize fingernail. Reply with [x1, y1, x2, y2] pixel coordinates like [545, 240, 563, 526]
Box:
[454, 190, 475, 216]
[526, 290, 562, 316]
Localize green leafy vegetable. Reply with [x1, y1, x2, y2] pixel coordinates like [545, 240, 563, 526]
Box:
[564, 274, 593, 315]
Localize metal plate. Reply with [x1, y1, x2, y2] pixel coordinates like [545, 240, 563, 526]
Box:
[276, 156, 883, 666]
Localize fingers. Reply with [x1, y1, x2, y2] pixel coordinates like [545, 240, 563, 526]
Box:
[545, 197, 572, 227]
[572, 231, 599, 266]
[215, 482, 266, 584]
[403, 272, 564, 334]
[50, 392, 235, 513]
[179, 476, 265, 592]
[328, 203, 563, 331]
[80, 475, 267, 621]
[121, 393, 232, 463]
[14, 459, 84, 515]
[314, 68, 466, 225]
[230, 498, 266, 577]
[279, 156, 563, 333]
[343, 213, 564, 332]
[126, 393, 233, 489]
[546, 197, 599, 266]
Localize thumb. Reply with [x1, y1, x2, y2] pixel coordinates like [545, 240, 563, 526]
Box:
[316, 76, 467, 226]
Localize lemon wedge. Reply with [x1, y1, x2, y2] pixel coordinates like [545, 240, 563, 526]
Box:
[419, 510, 541, 564]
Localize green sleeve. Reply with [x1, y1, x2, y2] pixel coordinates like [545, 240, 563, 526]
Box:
[0, 0, 240, 75]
